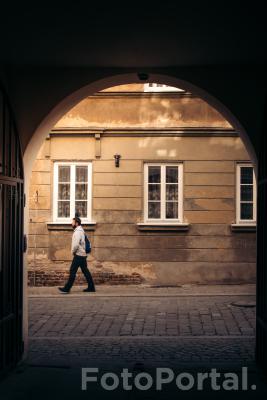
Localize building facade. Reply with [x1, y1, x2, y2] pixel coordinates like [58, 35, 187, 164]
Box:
[27, 84, 256, 286]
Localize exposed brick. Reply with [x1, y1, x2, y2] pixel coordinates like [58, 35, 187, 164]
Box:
[28, 269, 144, 286]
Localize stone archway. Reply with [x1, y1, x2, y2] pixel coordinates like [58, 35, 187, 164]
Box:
[22, 72, 260, 366]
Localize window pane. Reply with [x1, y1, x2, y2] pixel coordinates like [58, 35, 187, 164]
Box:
[75, 201, 88, 218]
[148, 166, 161, 183]
[76, 166, 88, 182]
[148, 202, 160, 218]
[148, 184, 160, 200]
[166, 184, 178, 201]
[58, 166, 70, 182]
[58, 184, 70, 200]
[166, 202, 178, 219]
[241, 167, 253, 184]
[241, 203, 253, 220]
[166, 166, 178, 183]
[58, 201, 70, 217]
[76, 184, 88, 200]
[240, 185, 253, 202]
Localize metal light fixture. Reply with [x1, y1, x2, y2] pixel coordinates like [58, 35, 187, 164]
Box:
[137, 72, 149, 81]
[114, 154, 121, 167]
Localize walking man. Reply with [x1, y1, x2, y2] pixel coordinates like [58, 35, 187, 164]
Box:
[58, 217, 95, 293]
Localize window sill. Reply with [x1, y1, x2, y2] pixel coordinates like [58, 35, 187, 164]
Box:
[230, 223, 256, 232]
[47, 221, 97, 231]
[137, 222, 190, 231]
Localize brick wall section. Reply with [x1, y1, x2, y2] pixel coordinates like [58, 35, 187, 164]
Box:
[28, 269, 143, 286]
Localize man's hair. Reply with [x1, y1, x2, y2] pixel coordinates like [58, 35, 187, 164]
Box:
[73, 216, 81, 225]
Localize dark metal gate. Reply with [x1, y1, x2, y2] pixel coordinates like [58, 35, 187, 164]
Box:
[0, 87, 24, 376]
[256, 101, 267, 372]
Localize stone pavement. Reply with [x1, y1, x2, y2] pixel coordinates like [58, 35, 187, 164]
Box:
[27, 284, 256, 367]
[29, 337, 255, 368]
[29, 294, 255, 338]
[2, 285, 266, 400]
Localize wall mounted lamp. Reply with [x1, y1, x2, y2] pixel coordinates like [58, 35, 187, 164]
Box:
[114, 154, 121, 167]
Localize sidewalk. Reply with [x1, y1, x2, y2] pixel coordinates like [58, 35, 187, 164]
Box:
[28, 283, 256, 297]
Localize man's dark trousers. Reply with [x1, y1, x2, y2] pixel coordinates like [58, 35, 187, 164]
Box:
[64, 255, 95, 291]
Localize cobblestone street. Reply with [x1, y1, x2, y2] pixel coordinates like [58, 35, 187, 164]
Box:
[28, 285, 256, 367]
[1, 285, 263, 400]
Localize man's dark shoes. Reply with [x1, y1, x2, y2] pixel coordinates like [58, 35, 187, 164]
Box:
[83, 288, 96, 292]
[58, 287, 70, 293]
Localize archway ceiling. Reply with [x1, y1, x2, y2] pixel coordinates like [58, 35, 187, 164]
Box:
[0, 2, 266, 66]
[0, 3, 266, 162]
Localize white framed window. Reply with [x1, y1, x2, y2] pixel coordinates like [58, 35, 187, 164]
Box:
[53, 162, 92, 222]
[236, 163, 256, 224]
[144, 163, 183, 222]
[144, 83, 184, 92]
